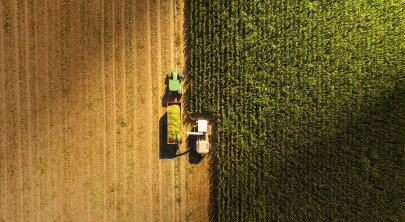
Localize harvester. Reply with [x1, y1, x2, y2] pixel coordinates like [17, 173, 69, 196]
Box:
[187, 118, 213, 156]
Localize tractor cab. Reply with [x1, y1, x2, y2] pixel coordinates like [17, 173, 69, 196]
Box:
[167, 69, 182, 96]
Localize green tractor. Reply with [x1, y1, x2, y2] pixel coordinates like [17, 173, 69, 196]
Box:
[167, 69, 182, 96]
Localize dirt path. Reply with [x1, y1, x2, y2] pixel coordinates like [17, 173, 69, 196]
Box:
[0, 0, 214, 221]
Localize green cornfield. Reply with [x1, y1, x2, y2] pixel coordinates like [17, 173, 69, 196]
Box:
[188, 0, 405, 221]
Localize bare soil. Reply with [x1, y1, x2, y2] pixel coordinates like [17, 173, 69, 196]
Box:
[0, 0, 214, 221]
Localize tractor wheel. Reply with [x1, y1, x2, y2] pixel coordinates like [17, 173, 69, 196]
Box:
[178, 70, 182, 79]
[207, 116, 215, 121]
[168, 70, 172, 80]
[167, 87, 172, 96]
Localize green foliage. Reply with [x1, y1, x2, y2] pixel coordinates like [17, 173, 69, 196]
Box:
[62, 86, 69, 96]
[4, 21, 9, 33]
[119, 115, 126, 127]
[175, 34, 181, 47]
[189, 0, 405, 221]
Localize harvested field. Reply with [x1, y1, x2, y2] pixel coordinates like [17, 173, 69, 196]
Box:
[0, 0, 213, 221]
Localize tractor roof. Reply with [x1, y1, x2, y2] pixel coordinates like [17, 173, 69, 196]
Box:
[169, 80, 180, 91]
[198, 120, 208, 132]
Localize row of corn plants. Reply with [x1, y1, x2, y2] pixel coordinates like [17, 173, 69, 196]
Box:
[189, 0, 405, 221]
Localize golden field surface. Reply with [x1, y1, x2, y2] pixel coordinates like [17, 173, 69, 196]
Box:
[0, 0, 216, 221]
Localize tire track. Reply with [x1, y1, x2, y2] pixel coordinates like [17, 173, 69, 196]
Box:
[168, 0, 176, 220]
[78, 2, 89, 220]
[80, 1, 89, 219]
[103, 0, 116, 220]
[12, 0, 24, 220]
[134, 0, 153, 220]
[124, 0, 136, 220]
[24, 0, 37, 220]
[48, 0, 64, 219]
[71, 0, 79, 218]
[0, 1, 7, 219]
[32, 1, 39, 220]
[149, 0, 161, 220]
[156, 0, 163, 219]
[44, 0, 50, 219]
[146, 0, 154, 221]
[121, 0, 128, 218]
[83, 1, 103, 217]
[60, 0, 72, 219]
[68, 1, 83, 220]
[37, 0, 50, 219]
[160, 0, 174, 220]
[173, 0, 187, 220]
[101, 0, 107, 220]
[86, 1, 105, 220]
[112, 1, 117, 220]
[131, 1, 140, 221]
[114, 0, 126, 220]
[19, 0, 32, 220]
